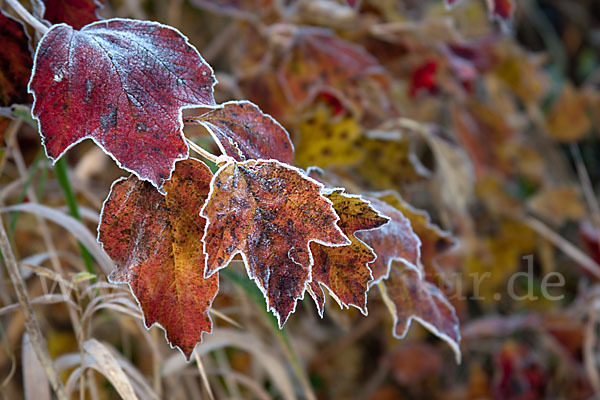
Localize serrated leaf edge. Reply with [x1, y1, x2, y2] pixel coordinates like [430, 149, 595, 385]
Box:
[200, 158, 351, 328]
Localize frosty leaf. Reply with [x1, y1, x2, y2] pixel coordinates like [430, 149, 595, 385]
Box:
[98, 159, 219, 359]
[29, 19, 217, 189]
[356, 197, 421, 285]
[0, 10, 33, 107]
[308, 189, 389, 316]
[374, 192, 456, 286]
[277, 26, 386, 115]
[380, 262, 461, 362]
[37, 0, 102, 29]
[189, 100, 294, 164]
[200, 159, 350, 326]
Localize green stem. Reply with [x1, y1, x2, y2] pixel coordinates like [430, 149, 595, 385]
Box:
[54, 158, 95, 276]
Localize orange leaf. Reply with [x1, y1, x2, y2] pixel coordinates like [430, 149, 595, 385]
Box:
[308, 189, 389, 316]
[98, 159, 218, 359]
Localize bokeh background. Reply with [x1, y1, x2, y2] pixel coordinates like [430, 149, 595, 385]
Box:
[2, 0, 600, 399]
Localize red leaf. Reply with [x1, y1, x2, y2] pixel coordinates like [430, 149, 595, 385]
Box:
[0, 10, 33, 107]
[308, 189, 389, 316]
[356, 197, 421, 285]
[190, 100, 294, 164]
[201, 159, 349, 326]
[37, 0, 102, 29]
[29, 19, 217, 189]
[381, 262, 461, 362]
[98, 159, 218, 359]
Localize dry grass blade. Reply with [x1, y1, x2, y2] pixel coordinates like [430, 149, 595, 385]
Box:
[209, 308, 242, 328]
[22, 333, 51, 400]
[162, 329, 297, 400]
[208, 368, 271, 400]
[0, 212, 68, 399]
[61, 349, 159, 400]
[0, 204, 114, 274]
[0, 294, 78, 317]
[194, 351, 215, 400]
[525, 216, 600, 280]
[82, 339, 139, 400]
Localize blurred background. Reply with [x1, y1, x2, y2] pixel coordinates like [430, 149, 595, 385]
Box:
[2, 0, 600, 399]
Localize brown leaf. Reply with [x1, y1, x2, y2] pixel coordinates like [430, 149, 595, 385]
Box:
[201, 159, 350, 326]
[308, 189, 389, 316]
[372, 192, 456, 286]
[356, 197, 421, 285]
[380, 262, 461, 362]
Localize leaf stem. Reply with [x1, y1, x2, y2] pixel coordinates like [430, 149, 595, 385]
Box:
[4, 0, 49, 35]
[186, 138, 219, 164]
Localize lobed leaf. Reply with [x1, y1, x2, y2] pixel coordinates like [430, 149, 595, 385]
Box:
[190, 100, 294, 164]
[98, 158, 219, 359]
[29, 19, 217, 189]
[356, 197, 421, 285]
[201, 159, 350, 327]
[308, 189, 389, 316]
[36, 0, 102, 29]
[380, 262, 461, 363]
[373, 192, 456, 286]
[0, 10, 33, 107]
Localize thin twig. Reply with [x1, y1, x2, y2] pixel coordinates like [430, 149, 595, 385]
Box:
[0, 213, 68, 399]
[525, 216, 600, 280]
[4, 0, 49, 35]
[186, 138, 219, 164]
